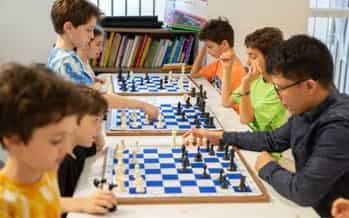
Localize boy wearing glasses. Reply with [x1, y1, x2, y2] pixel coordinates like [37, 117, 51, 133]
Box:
[184, 35, 349, 218]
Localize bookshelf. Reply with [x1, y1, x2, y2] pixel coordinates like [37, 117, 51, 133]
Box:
[92, 28, 199, 74]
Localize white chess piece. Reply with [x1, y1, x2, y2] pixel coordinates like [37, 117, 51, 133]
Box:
[168, 70, 173, 81]
[120, 116, 127, 130]
[117, 178, 127, 192]
[135, 141, 141, 152]
[144, 113, 149, 125]
[157, 113, 163, 128]
[171, 130, 177, 147]
[182, 93, 188, 102]
[135, 177, 145, 193]
[130, 70, 134, 80]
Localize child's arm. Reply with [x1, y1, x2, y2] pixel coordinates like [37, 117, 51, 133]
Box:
[238, 61, 260, 124]
[190, 46, 207, 78]
[102, 93, 159, 120]
[60, 191, 117, 215]
[220, 49, 237, 108]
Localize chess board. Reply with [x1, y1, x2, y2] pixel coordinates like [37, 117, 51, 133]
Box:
[105, 101, 223, 136]
[111, 73, 197, 96]
[103, 144, 269, 204]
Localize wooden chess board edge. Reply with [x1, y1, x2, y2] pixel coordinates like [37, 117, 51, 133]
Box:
[114, 92, 193, 96]
[116, 194, 269, 204]
[105, 129, 223, 136]
[234, 148, 270, 202]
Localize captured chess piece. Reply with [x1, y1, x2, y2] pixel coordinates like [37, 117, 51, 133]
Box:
[93, 178, 117, 212]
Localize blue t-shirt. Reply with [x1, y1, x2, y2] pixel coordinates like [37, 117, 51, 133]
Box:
[48, 48, 93, 85]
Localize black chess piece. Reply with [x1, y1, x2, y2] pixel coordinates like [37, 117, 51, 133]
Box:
[131, 80, 136, 92]
[199, 84, 203, 97]
[127, 71, 130, 79]
[181, 144, 186, 160]
[203, 90, 207, 99]
[223, 144, 229, 161]
[208, 116, 215, 128]
[191, 87, 196, 97]
[200, 100, 206, 113]
[121, 80, 127, 91]
[195, 146, 202, 162]
[219, 168, 224, 183]
[209, 144, 215, 156]
[164, 75, 168, 83]
[185, 97, 191, 108]
[93, 178, 100, 188]
[196, 96, 201, 106]
[159, 79, 164, 89]
[227, 149, 236, 171]
[239, 175, 247, 192]
[176, 102, 182, 115]
[220, 174, 228, 189]
[117, 69, 122, 80]
[217, 140, 225, 152]
[181, 111, 186, 121]
[202, 164, 209, 178]
[182, 154, 190, 170]
[145, 73, 150, 83]
[195, 118, 201, 128]
[140, 77, 144, 85]
[108, 184, 118, 212]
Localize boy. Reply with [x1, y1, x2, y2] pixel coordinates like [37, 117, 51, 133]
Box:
[220, 27, 287, 131]
[190, 17, 245, 111]
[59, 85, 117, 216]
[184, 35, 349, 217]
[48, 0, 159, 119]
[0, 63, 86, 217]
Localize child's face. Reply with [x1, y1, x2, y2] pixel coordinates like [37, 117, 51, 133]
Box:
[205, 40, 229, 58]
[5, 116, 78, 173]
[87, 35, 105, 59]
[68, 16, 97, 49]
[246, 47, 266, 74]
[74, 114, 103, 148]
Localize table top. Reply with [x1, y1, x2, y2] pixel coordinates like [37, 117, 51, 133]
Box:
[68, 77, 319, 218]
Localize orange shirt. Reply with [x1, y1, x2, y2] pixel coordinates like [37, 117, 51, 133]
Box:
[0, 171, 61, 218]
[199, 58, 245, 112]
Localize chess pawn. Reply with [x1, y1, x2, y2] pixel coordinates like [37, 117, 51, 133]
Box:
[120, 139, 125, 149]
[130, 70, 134, 80]
[117, 178, 127, 193]
[131, 149, 137, 163]
[181, 64, 186, 74]
[132, 117, 138, 128]
[168, 70, 173, 81]
[182, 93, 188, 102]
[156, 114, 164, 128]
[120, 116, 127, 130]
[135, 179, 145, 193]
[143, 114, 150, 125]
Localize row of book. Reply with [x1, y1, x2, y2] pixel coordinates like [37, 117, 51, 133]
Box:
[93, 32, 195, 68]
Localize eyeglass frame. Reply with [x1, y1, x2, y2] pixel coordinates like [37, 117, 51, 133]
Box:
[273, 78, 309, 95]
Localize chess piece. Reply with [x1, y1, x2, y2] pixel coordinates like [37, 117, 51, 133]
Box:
[135, 177, 145, 193]
[203, 90, 208, 99]
[181, 144, 186, 159]
[156, 113, 164, 128]
[220, 174, 228, 189]
[159, 79, 164, 89]
[181, 111, 186, 121]
[130, 70, 134, 80]
[208, 116, 215, 128]
[120, 116, 127, 130]
[209, 144, 215, 156]
[199, 84, 203, 97]
[219, 168, 224, 183]
[176, 102, 182, 115]
[191, 87, 196, 98]
[131, 79, 136, 92]
[164, 75, 168, 84]
[93, 178, 101, 188]
[144, 113, 150, 125]
[182, 154, 190, 170]
[206, 139, 210, 152]
[223, 144, 229, 161]
[117, 178, 127, 193]
[195, 146, 202, 162]
[145, 73, 150, 83]
[135, 141, 141, 153]
[227, 149, 236, 171]
[239, 175, 247, 192]
[140, 77, 144, 85]
[202, 164, 209, 178]
[218, 140, 225, 152]
[171, 130, 177, 147]
[132, 115, 138, 128]
[196, 96, 201, 106]
[185, 97, 191, 108]
[117, 69, 122, 80]
[194, 116, 201, 128]
[181, 63, 186, 74]
[168, 70, 173, 81]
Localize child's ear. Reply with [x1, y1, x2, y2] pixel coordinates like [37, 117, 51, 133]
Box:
[63, 21, 74, 33]
[2, 135, 24, 150]
[221, 40, 230, 49]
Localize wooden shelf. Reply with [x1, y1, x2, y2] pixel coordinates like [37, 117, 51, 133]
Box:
[102, 27, 198, 35]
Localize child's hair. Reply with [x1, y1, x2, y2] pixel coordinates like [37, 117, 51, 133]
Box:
[244, 27, 284, 57]
[0, 63, 86, 147]
[199, 17, 235, 47]
[76, 85, 108, 124]
[266, 35, 334, 88]
[51, 0, 101, 34]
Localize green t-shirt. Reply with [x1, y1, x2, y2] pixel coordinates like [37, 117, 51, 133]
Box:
[232, 76, 287, 131]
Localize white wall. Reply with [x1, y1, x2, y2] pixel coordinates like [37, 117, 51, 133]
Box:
[0, 0, 309, 64]
[0, 0, 56, 64]
[208, 0, 309, 63]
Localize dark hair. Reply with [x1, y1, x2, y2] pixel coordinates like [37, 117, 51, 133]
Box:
[76, 85, 108, 124]
[0, 63, 86, 146]
[199, 17, 234, 47]
[245, 27, 284, 57]
[51, 0, 101, 34]
[266, 34, 334, 88]
[93, 24, 105, 38]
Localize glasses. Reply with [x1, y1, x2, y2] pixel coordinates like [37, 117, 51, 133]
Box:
[273, 79, 309, 95]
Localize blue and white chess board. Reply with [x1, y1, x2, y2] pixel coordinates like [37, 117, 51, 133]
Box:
[104, 144, 269, 204]
[105, 103, 223, 136]
[111, 73, 196, 96]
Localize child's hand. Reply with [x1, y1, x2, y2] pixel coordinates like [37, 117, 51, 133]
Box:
[81, 190, 118, 214]
[183, 128, 223, 146]
[332, 198, 349, 218]
[94, 76, 106, 84]
[142, 103, 159, 120]
[91, 81, 103, 91]
[219, 49, 235, 69]
[242, 60, 262, 84]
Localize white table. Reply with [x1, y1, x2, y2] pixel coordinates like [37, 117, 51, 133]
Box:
[68, 78, 319, 218]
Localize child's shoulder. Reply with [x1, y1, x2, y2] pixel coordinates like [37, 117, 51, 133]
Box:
[48, 48, 81, 69]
